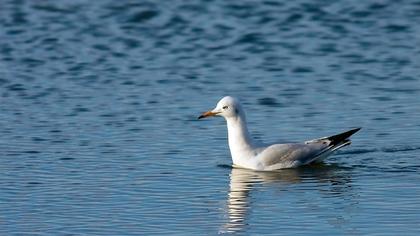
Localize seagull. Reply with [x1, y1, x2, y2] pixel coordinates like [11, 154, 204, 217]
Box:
[198, 96, 361, 171]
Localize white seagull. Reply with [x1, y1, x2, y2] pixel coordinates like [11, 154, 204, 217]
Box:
[198, 96, 361, 171]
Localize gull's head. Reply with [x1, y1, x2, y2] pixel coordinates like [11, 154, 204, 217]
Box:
[198, 96, 243, 120]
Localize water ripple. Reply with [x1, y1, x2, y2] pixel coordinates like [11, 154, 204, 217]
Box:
[1, 0, 420, 235]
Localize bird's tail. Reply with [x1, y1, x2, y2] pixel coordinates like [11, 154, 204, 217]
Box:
[327, 127, 361, 147]
[306, 127, 361, 163]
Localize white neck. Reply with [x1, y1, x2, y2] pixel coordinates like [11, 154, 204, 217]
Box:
[225, 113, 256, 165]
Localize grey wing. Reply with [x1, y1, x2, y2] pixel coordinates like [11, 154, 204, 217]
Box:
[258, 128, 361, 169]
[258, 142, 330, 168]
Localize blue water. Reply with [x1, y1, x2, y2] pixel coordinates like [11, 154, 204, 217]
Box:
[1, 0, 420, 235]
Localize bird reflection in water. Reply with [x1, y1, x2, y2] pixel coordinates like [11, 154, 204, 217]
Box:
[221, 163, 353, 234]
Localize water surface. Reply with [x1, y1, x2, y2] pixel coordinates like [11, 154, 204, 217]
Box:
[1, 0, 420, 235]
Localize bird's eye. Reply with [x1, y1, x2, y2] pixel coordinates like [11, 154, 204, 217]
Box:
[223, 106, 228, 110]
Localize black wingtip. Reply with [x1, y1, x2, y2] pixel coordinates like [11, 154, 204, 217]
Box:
[348, 127, 362, 134]
[328, 127, 361, 146]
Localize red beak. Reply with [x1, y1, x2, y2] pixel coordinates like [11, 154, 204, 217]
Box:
[198, 111, 219, 119]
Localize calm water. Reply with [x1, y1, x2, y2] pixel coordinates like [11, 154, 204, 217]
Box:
[1, 0, 420, 235]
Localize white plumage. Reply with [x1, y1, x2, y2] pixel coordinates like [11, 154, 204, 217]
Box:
[199, 96, 360, 171]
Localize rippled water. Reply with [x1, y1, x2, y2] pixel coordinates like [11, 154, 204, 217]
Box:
[1, 0, 420, 235]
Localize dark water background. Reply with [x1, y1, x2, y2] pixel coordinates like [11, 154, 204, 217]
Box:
[1, 0, 420, 235]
